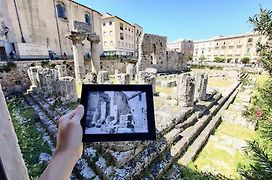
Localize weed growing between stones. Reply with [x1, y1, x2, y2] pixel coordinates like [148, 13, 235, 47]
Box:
[7, 96, 52, 180]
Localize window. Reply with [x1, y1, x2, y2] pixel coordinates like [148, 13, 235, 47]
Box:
[118, 41, 120, 46]
[109, 31, 113, 36]
[109, 21, 112, 25]
[110, 41, 113, 46]
[248, 38, 253, 42]
[122, 42, 124, 47]
[103, 31, 107, 36]
[120, 32, 124, 40]
[128, 28, 130, 31]
[120, 23, 123, 30]
[56, 3, 67, 19]
[125, 26, 127, 30]
[85, 13, 91, 25]
[103, 22, 106, 26]
[104, 41, 107, 46]
[139, 94, 142, 101]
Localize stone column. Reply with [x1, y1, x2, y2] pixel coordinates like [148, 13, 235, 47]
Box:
[27, 66, 43, 91]
[91, 41, 100, 73]
[194, 73, 208, 101]
[66, 33, 86, 83]
[175, 73, 195, 107]
[73, 42, 85, 82]
[88, 34, 101, 74]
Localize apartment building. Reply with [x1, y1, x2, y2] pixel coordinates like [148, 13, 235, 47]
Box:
[167, 39, 194, 56]
[102, 13, 143, 57]
[193, 32, 267, 63]
[0, 0, 102, 60]
[133, 23, 143, 57]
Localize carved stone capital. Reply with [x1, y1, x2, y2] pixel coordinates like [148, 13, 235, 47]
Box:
[87, 34, 100, 43]
[66, 31, 87, 45]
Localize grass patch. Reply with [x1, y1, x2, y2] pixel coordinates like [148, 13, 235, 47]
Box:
[216, 121, 255, 140]
[156, 86, 173, 95]
[8, 97, 52, 180]
[188, 121, 255, 178]
[208, 77, 235, 88]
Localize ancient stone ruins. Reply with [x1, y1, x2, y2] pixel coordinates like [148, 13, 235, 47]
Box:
[0, 21, 256, 180]
[27, 65, 77, 104]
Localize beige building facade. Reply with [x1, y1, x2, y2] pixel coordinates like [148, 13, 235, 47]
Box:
[102, 13, 143, 57]
[0, 0, 102, 60]
[167, 39, 194, 56]
[193, 32, 267, 63]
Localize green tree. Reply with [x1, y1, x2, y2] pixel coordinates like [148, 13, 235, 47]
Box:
[199, 55, 206, 63]
[185, 54, 193, 62]
[238, 79, 272, 179]
[214, 56, 225, 63]
[249, 7, 272, 76]
[240, 57, 250, 64]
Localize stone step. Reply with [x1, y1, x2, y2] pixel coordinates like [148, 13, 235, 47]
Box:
[178, 115, 221, 166]
[24, 94, 99, 180]
[90, 94, 218, 176]
[140, 82, 241, 179]
[27, 92, 114, 179]
[178, 86, 241, 166]
[27, 92, 60, 123]
[110, 94, 224, 179]
[24, 94, 58, 138]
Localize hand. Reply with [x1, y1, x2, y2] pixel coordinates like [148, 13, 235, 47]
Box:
[39, 105, 85, 180]
[55, 105, 84, 161]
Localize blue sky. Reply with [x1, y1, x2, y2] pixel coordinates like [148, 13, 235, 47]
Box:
[76, 0, 271, 42]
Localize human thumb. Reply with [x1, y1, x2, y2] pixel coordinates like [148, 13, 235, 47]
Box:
[71, 105, 84, 123]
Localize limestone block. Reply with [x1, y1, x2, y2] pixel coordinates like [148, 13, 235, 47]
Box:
[37, 68, 59, 95]
[175, 73, 195, 107]
[145, 68, 157, 75]
[83, 72, 97, 84]
[27, 65, 43, 87]
[97, 71, 109, 84]
[194, 73, 208, 101]
[0, 85, 29, 180]
[126, 64, 137, 80]
[58, 76, 78, 103]
[55, 64, 67, 78]
[116, 73, 130, 84]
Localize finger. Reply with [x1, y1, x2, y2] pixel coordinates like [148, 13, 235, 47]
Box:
[71, 105, 84, 123]
[62, 109, 76, 120]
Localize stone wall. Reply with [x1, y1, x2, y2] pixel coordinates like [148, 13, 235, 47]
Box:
[0, 60, 75, 96]
[0, 84, 29, 180]
[100, 59, 137, 75]
[137, 33, 187, 73]
[0, 59, 138, 95]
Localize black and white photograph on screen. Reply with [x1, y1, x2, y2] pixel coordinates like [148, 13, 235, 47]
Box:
[85, 91, 148, 134]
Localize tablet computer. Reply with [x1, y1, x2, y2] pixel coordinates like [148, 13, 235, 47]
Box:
[80, 84, 156, 142]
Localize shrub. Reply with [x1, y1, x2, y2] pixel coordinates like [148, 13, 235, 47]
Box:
[214, 56, 225, 63]
[0, 61, 17, 73]
[240, 57, 250, 64]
